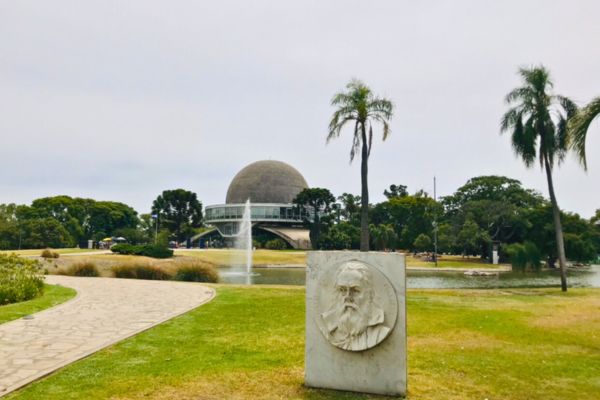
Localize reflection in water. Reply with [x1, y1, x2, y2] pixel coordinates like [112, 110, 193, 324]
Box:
[218, 265, 600, 289]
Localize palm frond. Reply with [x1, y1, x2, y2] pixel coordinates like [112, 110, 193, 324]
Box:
[568, 96, 600, 170]
[556, 95, 578, 119]
[505, 86, 533, 105]
[510, 115, 536, 168]
[368, 98, 394, 119]
[349, 120, 361, 162]
[501, 108, 520, 132]
[327, 114, 356, 143]
[519, 65, 552, 92]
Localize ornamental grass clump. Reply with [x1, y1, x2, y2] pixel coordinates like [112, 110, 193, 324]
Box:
[112, 262, 172, 280]
[0, 254, 44, 305]
[173, 260, 219, 283]
[41, 249, 60, 259]
[65, 262, 100, 277]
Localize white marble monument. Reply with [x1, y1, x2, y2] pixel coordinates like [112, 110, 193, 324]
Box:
[305, 251, 406, 396]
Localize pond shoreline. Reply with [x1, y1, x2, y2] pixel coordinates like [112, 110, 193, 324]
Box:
[225, 264, 513, 273]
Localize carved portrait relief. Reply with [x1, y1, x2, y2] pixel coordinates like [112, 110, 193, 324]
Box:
[315, 260, 398, 352]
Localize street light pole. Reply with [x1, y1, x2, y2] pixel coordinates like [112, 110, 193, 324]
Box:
[434, 176, 438, 267]
[154, 215, 159, 244]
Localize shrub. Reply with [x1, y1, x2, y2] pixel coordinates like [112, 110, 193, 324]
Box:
[112, 263, 172, 280]
[41, 248, 60, 259]
[111, 244, 173, 259]
[66, 262, 99, 277]
[504, 241, 542, 272]
[139, 245, 173, 259]
[173, 260, 219, 283]
[110, 243, 142, 255]
[0, 254, 44, 304]
[265, 239, 287, 250]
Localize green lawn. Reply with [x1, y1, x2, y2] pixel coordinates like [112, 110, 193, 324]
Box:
[7, 286, 599, 399]
[0, 284, 77, 324]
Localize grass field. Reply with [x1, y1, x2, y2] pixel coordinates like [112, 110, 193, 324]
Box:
[406, 254, 508, 269]
[0, 284, 77, 324]
[7, 286, 599, 399]
[0, 248, 101, 256]
[176, 250, 504, 269]
[175, 249, 307, 266]
[5, 248, 506, 270]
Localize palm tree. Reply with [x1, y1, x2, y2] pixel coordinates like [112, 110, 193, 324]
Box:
[569, 96, 600, 169]
[501, 66, 577, 292]
[327, 79, 394, 251]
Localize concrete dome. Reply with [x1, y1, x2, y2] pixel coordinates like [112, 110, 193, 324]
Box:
[226, 160, 309, 204]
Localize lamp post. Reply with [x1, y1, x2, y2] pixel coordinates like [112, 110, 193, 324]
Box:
[433, 176, 438, 267]
[151, 214, 158, 244]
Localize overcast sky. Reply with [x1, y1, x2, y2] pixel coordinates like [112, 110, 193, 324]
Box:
[1, 1, 599, 218]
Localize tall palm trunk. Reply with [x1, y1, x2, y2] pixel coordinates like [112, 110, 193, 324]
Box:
[543, 153, 568, 292]
[360, 122, 370, 251]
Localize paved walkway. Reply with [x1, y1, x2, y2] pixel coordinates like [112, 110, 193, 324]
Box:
[0, 276, 215, 397]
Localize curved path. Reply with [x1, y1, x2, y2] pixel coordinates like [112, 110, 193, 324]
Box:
[0, 276, 215, 397]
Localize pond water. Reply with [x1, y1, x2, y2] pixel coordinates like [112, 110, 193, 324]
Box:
[219, 265, 600, 289]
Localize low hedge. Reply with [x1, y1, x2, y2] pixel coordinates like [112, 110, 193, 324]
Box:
[111, 244, 173, 259]
[0, 254, 44, 305]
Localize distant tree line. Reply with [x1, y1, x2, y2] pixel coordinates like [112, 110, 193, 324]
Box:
[0, 189, 203, 250]
[293, 175, 600, 265]
[1, 178, 598, 266]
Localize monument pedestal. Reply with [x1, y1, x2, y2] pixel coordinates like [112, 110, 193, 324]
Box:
[305, 251, 407, 396]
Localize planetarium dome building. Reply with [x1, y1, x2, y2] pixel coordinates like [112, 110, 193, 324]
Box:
[202, 160, 311, 249]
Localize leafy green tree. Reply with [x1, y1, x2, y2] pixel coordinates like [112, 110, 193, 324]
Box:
[569, 96, 600, 169]
[443, 176, 543, 215]
[501, 66, 577, 291]
[592, 209, 600, 225]
[22, 196, 88, 243]
[87, 201, 139, 241]
[413, 233, 433, 252]
[327, 79, 394, 251]
[371, 194, 441, 250]
[370, 224, 397, 251]
[383, 184, 408, 199]
[0, 204, 19, 249]
[442, 176, 544, 259]
[318, 221, 360, 250]
[523, 204, 598, 266]
[337, 193, 361, 223]
[20, 218, 74, 249]
[564, 233, 597, 263]
[293, 188, 336, 249]
[436, 223, 454, 254]
[456, 215, 490, 257]
[152, 189, 203, 243]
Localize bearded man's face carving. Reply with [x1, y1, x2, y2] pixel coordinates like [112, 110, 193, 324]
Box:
[335, 267, 371, 337]
[320, 261, 391, 351]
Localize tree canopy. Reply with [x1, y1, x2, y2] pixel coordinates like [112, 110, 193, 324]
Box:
[151, 189, 203, 243]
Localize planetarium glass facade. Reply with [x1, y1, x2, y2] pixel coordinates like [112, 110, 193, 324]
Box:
[201, 160, 311, 243]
